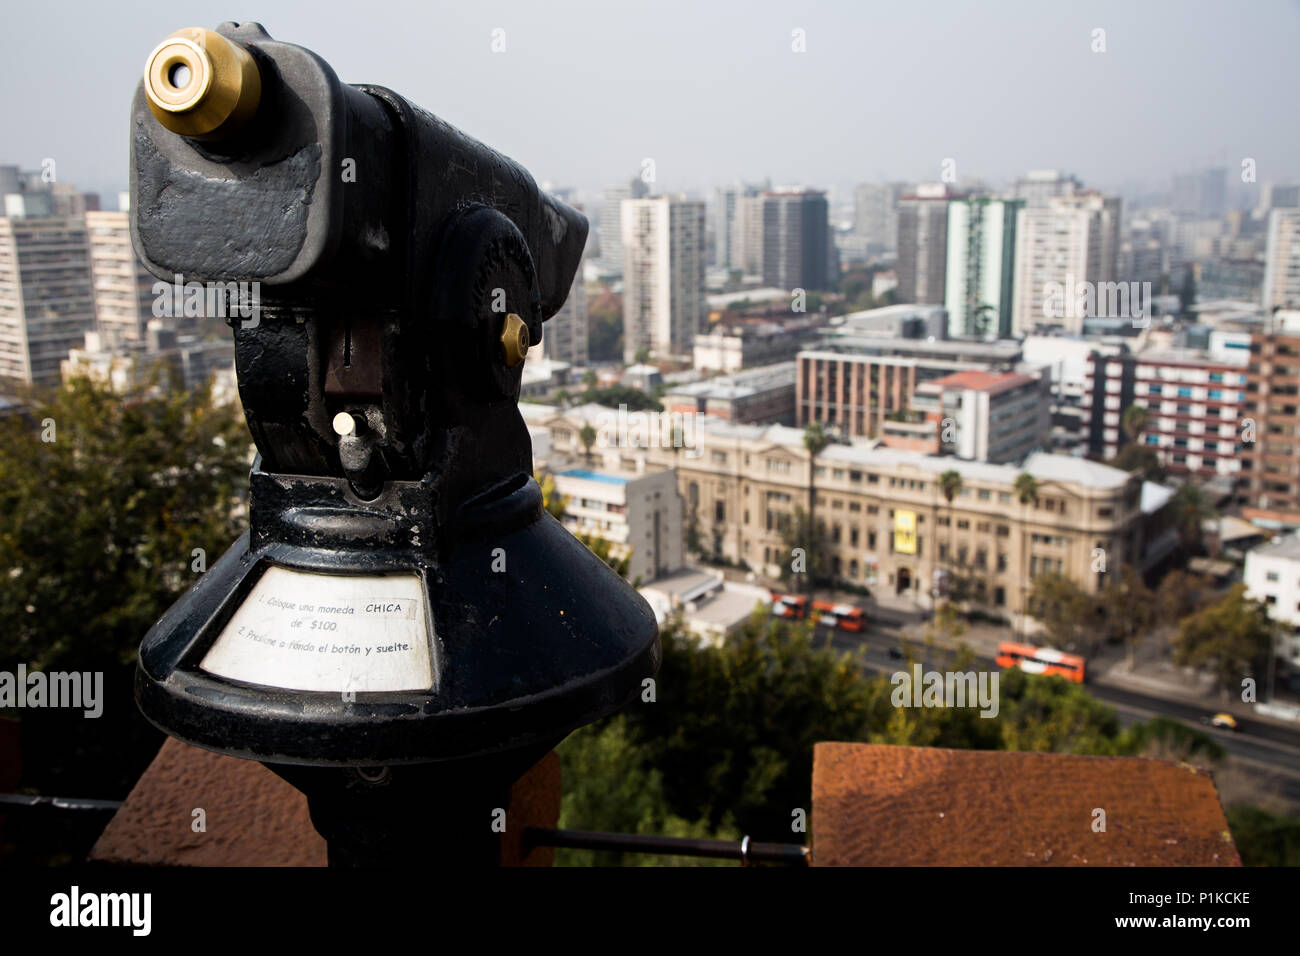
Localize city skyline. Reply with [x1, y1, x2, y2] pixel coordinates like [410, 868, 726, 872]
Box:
[4, 0, 1299, 205]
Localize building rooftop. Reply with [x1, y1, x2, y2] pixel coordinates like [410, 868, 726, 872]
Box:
[812, 743, 1239, 866]
[665, 362, 796, 400]
[923, 369, 1036, 393]
[1249, 531, 1300, 561]
[522, 404, 1142, 491]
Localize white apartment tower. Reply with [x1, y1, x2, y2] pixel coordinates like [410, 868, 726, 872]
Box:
[598, 176, 648, 275]
[1263, 208, 1300, 312]
[86, 209, 156, 346]
[0, 215, 97, 387]
[1011, 192, 1121, 335]
[622, 196, 706, 364]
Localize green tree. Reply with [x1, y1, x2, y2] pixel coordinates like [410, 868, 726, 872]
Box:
[1169, 482, 1217, 554]
[581, 369, 598, 389]
[802, 422, 832, 594]
[578, 423, 598, 461]
[1173, 583, 1274, 698]
[633, 347, 651, 365]
[937, 469, 962, 597]
[778, 506, 831, 589]
[581, 384, 663, 412]
[1121, 403, 1150, 445]
[1013, 472, 1039, 631]
[1026, 572, 1095, 653]
[1098, 565, 1155, 669]
[1226, 806, 1300, 867]
[1155, 569, 1213, 623]
[0, 372, 251, 831]
[1110, 443, 1167, 482]
[536, 470, 569, 520]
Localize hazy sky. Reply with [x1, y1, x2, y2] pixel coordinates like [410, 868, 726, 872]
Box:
[5, 0, 1299, 205]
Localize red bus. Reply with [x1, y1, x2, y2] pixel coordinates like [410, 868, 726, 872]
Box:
[769, 592, 809, 620]
[995, 641, 1086, 683]
[811, 601, 866, 632]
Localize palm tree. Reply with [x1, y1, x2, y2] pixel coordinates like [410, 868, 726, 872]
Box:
[1121, 403, 1150, 446]
[579, 423, 597, 462]
[803, 422, 832, 595]
[938, 469, 963, 600]
[1170, 482, 1217, 555]
[1014, 472, 1039, 635]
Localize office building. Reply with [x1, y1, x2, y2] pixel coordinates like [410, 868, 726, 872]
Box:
[796, 336, 1021, 439]
[663, 361, 796, 425]
[913, 368, 1051, 463]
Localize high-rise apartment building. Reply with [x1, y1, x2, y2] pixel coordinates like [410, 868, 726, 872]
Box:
[1243, 312, 1300, 515]
[896, 185, 951, 306]
[713, 180, 766, 270]
[621, 196, 706, 364]
[944, 198, 1021, 338]
[1011, 192, 1121, 335]
[1084, 347, 1247, 480]
[759, 189, 830, 291]
[597, 176, 648, 275]
[853, 182, 906, 252]
[1263, 209, 1300, 312]
[0, 214, 97, 387]
[86, 209, 156, 346]
[541, 251, 588, 366]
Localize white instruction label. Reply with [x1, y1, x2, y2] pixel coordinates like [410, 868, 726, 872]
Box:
[200, 566, 434, 692]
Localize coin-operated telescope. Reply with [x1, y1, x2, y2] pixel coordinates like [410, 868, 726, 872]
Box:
[131, 22, 659, 865]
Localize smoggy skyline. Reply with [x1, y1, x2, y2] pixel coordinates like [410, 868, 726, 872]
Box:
[5, 0, 1299, 205]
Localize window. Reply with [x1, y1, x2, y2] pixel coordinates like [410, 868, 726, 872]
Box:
[711, 450, 728, 465]
[1267, 571, 1280, 582]
[767, 459, 791, 474]
[977, 490, 990, 500]
[714, 501, 725, 523]
[957, 519, 970, 530]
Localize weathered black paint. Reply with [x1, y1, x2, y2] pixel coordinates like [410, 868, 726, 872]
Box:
[132, 23, 658, 863]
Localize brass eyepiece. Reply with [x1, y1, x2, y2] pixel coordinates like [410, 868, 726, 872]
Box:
[143, 27, 261, 141]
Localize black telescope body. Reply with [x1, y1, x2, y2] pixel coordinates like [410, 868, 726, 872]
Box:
[131, 22, 658, 861]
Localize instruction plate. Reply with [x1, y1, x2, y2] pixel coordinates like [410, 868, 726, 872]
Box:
[200, 566, 434, 692]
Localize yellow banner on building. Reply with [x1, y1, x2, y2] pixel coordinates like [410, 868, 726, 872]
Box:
[893, 509, 917, 555]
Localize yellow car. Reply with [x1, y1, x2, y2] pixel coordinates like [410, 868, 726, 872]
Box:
[1202, 713, 1240, 731]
